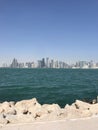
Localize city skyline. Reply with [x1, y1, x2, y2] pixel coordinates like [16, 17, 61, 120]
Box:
[1, 57, 98, 69]
[0, 0, 98, 66]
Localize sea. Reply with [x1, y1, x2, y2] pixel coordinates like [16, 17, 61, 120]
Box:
[0, 68, 98, 107]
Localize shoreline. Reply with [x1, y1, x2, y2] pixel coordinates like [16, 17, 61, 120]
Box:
[1, 98, 98, 129]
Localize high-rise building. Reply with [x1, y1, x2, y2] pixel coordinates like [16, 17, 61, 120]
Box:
[55, 60, 59, 68]
[41, 58, 45, 68]
[46, 57, 49, 68]
[50, 59, 55, 68]
[10, 58, 19, 68]
[89, 60, 95, 68]
[37, 60, 42, 68]
[75, 61, 88, 68]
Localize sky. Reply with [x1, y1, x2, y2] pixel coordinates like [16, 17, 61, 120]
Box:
[0, 0, 98, 65]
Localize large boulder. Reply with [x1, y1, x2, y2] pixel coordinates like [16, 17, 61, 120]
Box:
[33, 104, 62, 120]
[64, 101, 92, 119]
[64, 104, 82, 119]
[0, 102, 10, 113]
[15, 98, 42, 117]
[72, 100, 91, 110]
[0, 101, 16, 115]
[42, 104, 61, 116]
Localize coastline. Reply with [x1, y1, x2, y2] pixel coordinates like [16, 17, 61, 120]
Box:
[1, 98, 98, 129]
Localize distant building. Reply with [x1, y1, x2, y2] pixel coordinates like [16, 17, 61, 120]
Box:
[18, 63, 24, 68]
[75, 61, 88, 68]
[25, 62, 33, 68]
[88, 61, 94, 68]
[55, 60, 59, 68]
[41, 58, 45, 68]
[46, 57, 49, 68]
[37, 60, 42, 68]
[50, 59, 55, 68]
[2, 57, 98, 69]
[2, 63, 8, 68]
[96, 63, 98, 68]
[10, 58, 19, 68]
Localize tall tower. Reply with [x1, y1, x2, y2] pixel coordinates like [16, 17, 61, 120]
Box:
[46, 57, 49, 68]
[41, 58, 45, 68]
[11, 58, 18, 68]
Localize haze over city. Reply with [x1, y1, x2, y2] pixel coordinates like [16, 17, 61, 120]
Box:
[0, 0, 98, 66]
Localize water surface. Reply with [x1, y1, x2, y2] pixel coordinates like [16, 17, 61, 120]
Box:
[0, 68, 98, 107]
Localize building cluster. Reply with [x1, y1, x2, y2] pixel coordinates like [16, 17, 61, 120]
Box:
[1, 58, 98, 69]
[9, 58, 69, 69]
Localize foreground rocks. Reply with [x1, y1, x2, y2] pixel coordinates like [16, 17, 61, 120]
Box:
[0, 98, 98, 125]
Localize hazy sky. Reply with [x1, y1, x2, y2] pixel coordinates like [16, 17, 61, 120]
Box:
[0, 0, 98, 65]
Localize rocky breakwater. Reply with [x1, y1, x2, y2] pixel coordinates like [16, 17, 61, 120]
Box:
[0, 98, 98, 125]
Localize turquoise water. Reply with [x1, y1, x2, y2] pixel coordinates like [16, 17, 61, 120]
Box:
[0, 68, 98, 107]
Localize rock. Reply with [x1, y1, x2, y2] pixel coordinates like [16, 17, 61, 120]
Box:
[5, 115, 18, 123]
[0, 101, 16, 115]
[0, 107, 4, 113]
[5, 108, 16, 115]
[72, 100, 91, 110]
[33, 107, 48, 119]
[81, 110, 92, 117]
[2, 102, 11, 108]
[64, 101, 92, 119]
[64, 104, 82, 119]
[1, 98, 98, 124]
[0, 102, 10, 114]
[33, 104, 62, 120]
[6, 114, 34, 123]
[0, 114, 9, 124]
[90, 104, 98, 115]
[42, 104, 62, 116]
[37, 112, 60, 121]
[15, 98, 42, 116]
[9, 101, 15, 107]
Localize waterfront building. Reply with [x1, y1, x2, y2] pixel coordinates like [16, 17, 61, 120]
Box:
[89, 61, 95, 68]
[59, 61, 63, 68]
[46, 57, 49, 68]
[41, 58, 46, 68]
[26, 62, 32, 68]
[18, 63, 24, 68]
[2, 63, 8, 68]
[10, 58, 19, 68]
[31, 62, 36, 68]
[37, 60, 42, 68]
[64, 63, 70, 68]
[75, 61, 88, 68]
[2, 57, 98, 69]
[75, 62, 80, 68]
[50, 59, 55, 68]
[55, 60, 59, 68]
[96, 63, 98, 68]
[33, 62, 38, 68]
[24, 63, 28, 68]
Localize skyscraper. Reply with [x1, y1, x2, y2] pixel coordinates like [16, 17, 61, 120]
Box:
[10, 58, 18, 68]
[41, 58, 45, 68]
[46, 57, 49, 68]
